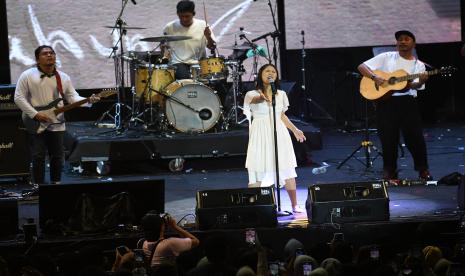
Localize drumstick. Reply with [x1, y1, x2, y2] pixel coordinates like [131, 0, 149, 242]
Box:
[203, 1, 208, 27]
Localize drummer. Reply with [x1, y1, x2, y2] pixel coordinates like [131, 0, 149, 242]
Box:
[162, 0, 216, 80]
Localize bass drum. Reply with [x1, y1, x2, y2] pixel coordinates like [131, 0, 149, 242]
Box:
[164, 79, 222, 133]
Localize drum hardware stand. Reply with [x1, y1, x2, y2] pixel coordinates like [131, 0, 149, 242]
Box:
[95, 0, 132, 132]
[222, 60, 247, 130]
[129, 45, 163, 129]
[336, 98, 382, 169]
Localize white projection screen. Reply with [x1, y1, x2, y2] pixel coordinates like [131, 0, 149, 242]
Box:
[285, 0, 461, 49]
[6, 0, 461, 88]
[6, 0, 277, 89]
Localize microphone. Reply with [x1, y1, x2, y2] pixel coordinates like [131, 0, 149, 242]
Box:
[268, 76, 277, 95]
[131, 0, 137, 4]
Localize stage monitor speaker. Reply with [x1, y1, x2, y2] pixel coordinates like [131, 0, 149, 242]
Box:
[306, 181, 389, 224]
[39, 178, 164, 233]
[196, 187, 277, 230]
[0, 198, 18, 237]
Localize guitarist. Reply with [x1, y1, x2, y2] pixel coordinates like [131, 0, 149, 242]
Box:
[357, 30, 432, 181]
[14, 45, 100, 184]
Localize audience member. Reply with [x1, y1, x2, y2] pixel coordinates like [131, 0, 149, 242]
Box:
[188, 234, 236, 276]
[293, 254, 319, 276]
[140, 211, 199, 269]
[320, 258, 341, 276]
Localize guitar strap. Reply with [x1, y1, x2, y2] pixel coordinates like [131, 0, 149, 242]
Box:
[54, 70, 65, 98]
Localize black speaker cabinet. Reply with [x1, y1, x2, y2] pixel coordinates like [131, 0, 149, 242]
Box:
[0, 198, 18, 237]
[39, 178, 164, 231]
[0, 115, 29, 177]
[306, 181, 389, 224]
[196, 187, 277, 230]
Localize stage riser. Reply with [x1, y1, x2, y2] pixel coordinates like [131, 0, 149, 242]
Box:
[64, 122, 322, 163]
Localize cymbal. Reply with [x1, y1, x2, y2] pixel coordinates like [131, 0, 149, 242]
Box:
[224, 30, 252, 36]
[221, 44, 253, 50]
[139, 35, 192, 42]
[103, 25, 146, 29]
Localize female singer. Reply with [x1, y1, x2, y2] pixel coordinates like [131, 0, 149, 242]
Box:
[244, 64, 307, 213]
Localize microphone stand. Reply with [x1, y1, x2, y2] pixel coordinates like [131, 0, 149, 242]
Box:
[267, 0, 279, 66]
[270, 79, 291, 216]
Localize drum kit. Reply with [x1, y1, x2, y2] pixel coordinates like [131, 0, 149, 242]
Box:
[115, 34, 253, 134]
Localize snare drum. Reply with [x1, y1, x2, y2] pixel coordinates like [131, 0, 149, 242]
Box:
[164, 79, 222, 133]
[135, 64, 175, 104]
[190, 64, 201, 80]
[198, 57, 227, 81]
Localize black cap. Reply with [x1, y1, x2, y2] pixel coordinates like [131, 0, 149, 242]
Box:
[395, 30, 415, 42]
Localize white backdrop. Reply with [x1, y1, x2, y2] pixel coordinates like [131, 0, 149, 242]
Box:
[7, 0, 461, 88]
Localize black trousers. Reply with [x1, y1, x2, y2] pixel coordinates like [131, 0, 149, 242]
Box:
[376, 96, 428, 173]
[30, 130, 65, 184]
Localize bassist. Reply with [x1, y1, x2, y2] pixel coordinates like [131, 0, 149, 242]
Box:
[357, 30, 432, 181]
[14, 45, 100, 184]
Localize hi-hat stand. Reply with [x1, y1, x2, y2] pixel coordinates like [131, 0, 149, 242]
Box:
[95, 0, 132, 132]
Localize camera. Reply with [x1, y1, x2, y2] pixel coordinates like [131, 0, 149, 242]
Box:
[268, 262, 279, 275]
[117, 245, 129, 256]
[302, 263, 312, 276]
[133, 249, 145, 263]
[245, 228, 256, 245]
[370, 246, 380, 260]
[161, 213, 171, 224]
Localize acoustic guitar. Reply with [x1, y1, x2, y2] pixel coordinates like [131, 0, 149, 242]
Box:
[22, 89, 116, 134]
[359, 66, 455, 100]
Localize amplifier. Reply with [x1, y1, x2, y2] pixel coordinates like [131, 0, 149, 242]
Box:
[0, 115, 30, 176]
[306, 181, 390, 224]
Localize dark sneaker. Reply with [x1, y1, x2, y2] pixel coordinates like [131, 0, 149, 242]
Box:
[419, 170, 433, 181]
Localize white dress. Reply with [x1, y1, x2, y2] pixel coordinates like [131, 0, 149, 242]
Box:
[244, 89, 298, 187]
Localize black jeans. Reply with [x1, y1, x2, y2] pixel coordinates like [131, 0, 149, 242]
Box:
[376, 96, 428, 173]
[30, 130, 64, 184]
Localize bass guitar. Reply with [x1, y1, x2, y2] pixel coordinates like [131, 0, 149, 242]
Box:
[22, 89, 116, 134]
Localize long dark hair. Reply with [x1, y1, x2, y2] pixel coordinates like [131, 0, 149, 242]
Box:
[255, 63, 280, 92]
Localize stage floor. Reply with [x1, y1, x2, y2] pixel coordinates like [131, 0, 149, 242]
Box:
[1, 122, 464, 247]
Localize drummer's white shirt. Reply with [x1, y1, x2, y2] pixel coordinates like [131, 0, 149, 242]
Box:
[163, 18, 215, 65]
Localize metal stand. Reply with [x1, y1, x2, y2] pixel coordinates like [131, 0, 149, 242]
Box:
[297, 31, 335, 122]
[270, 83, 291, 216]
[337, 99, 382, 169]
[223, 61, 247, 130]
[95, 1, 132, 131]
